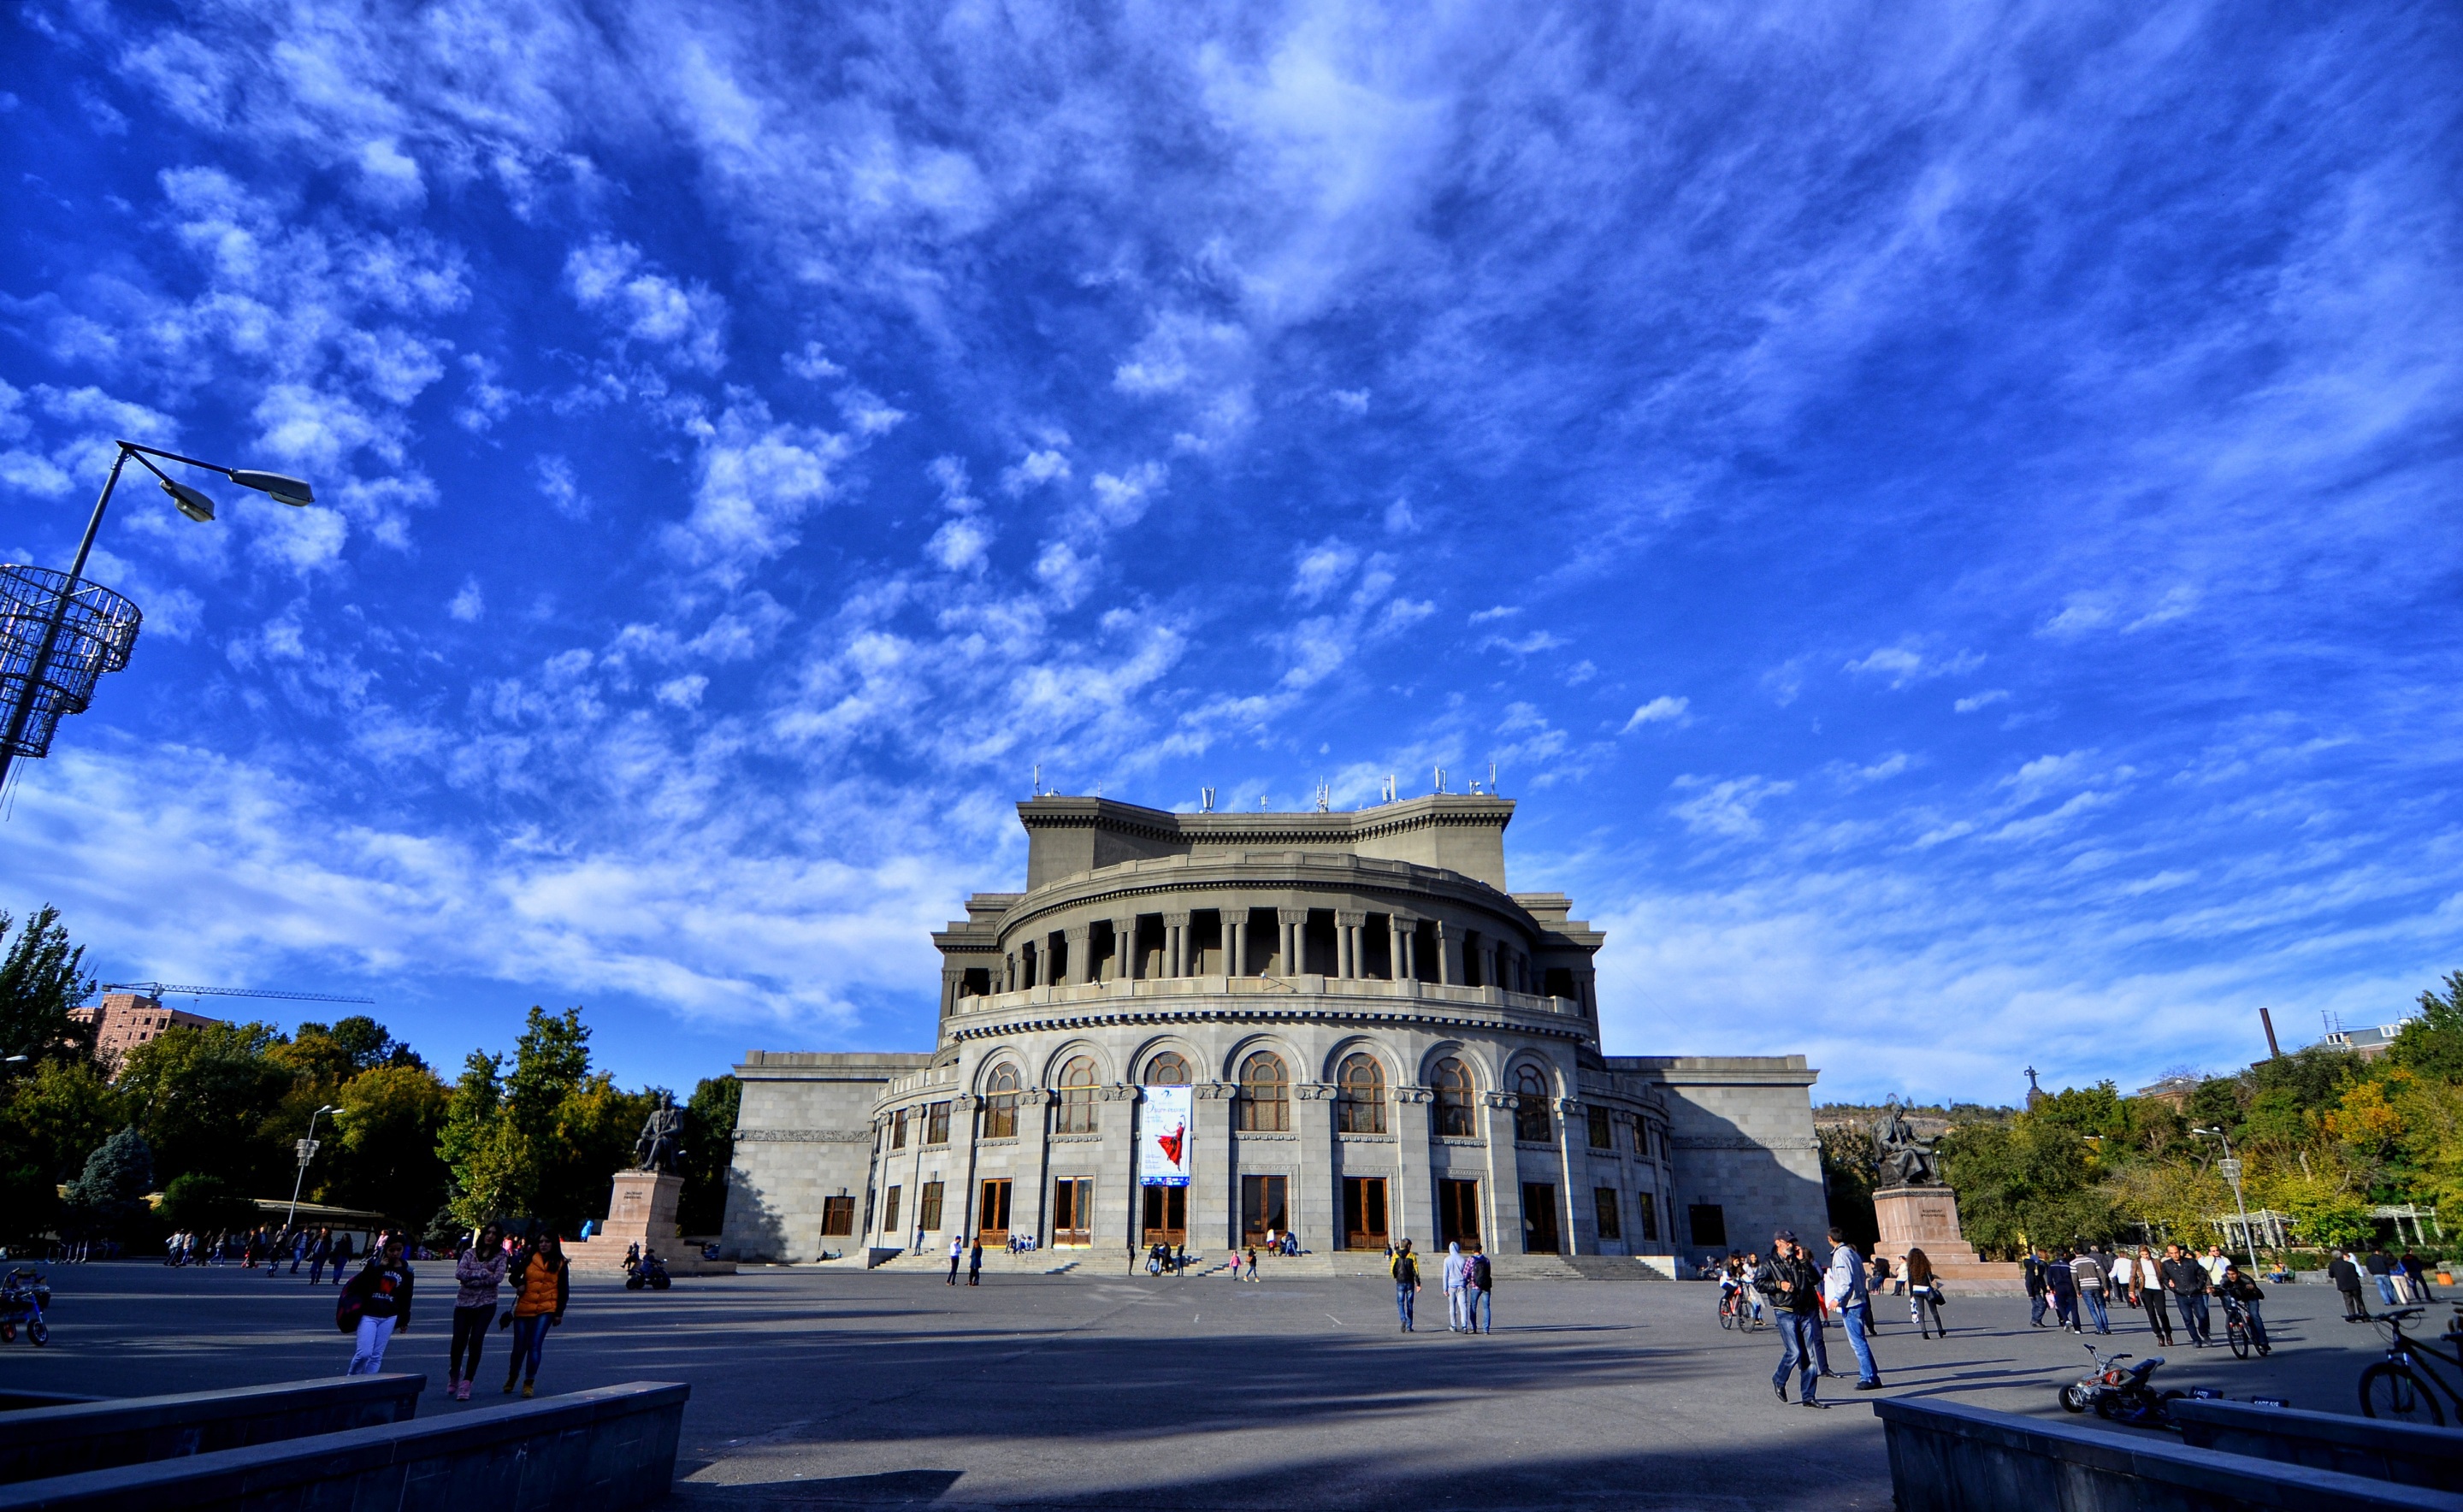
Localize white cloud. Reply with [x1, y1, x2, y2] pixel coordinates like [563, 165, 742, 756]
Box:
[1468, 605, 1519, 624]
[564, 238, 728, 372]
[1955, 688, 2011, 713]
[1844, 640, 1985, 689]
[447, 577, 484, 622]
[1000, 447, 1071, 496]
[1669, 775, 1794, 839]
[928, 517, 991, 572]
[1291, 540, 1361, 604]
[1087, 462, 1167, 530]
[669, 398, 850, 581]
[1621, 696, 1690, 732]
[535, 454, 588, 521]
[1330, 388, 1369, 414]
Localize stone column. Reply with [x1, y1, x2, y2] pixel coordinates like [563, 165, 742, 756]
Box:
[1113, 917, 1137, 981]
[1556, 1096, 1589, 1254]
[1194, 1080, 1237, 1251]
[1228, 908, 1248, 977]
[1389, 913, 1415, 983]
[1295, 1081, 1338, 1251]
[955, 1093, 985, 1242]
[1023, 1087, 1055, 1244]
[1279, 908, 1308, 977]
[1163, 912, 1190, 977]
[1433, 921, 1455, 985]
[1483, 1090, 1526, 1255]
[1394, 1085, 1434, 1248]
[1096, 1084, 1139, 1252]
[1063, 924, 1092, 987]
[1337, 912, 1365, 978]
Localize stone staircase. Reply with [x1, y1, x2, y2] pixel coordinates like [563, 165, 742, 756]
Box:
[864, 1249, 1082, 1276]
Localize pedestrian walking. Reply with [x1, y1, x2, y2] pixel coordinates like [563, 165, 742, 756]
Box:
[1825, 1227, 1882, 1391]
[948, 1234, 964, 1285]
[2074, 1247, 2111, 1334]
[2046, 1250, 2079, 1332]
[342, 1236, 415, 1376]
[327, 1231, 354, 1285]
[501, 1231, 569, 1398]
[447, 1224, 507, 1402]
[967, 1239, 983, 1286]
[1905, 1248, 1946, 1338]
[1443, 1242, 1471, 1332]
[2330, 1249, 2369, 1320]
[2134, 1245, 2174, 1343]
[1469, 1248, 1493, 1333]
[1757, 1231, 1827, 1408]
[2023, 1249, 2047, 1327]
[2404, 1249, 2436, 1302]
[1244, 1244, 1260, 1282]
[287, 1228, 309, 1275]
[1391, 1240, 1421, 1331]
[2160, 1243, 2212, 1347]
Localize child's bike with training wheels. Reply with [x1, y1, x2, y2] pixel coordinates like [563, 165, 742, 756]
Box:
[0, 1267, 52, 1345]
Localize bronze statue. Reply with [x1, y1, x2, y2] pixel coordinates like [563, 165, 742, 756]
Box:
[1871, 1097, 1940, 1188]
[633, 1091, 685, 1174]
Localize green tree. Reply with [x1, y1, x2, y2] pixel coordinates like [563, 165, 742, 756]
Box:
[322, 1063, 452, 1220]
[679, 1075, 741, 1235]
[159, 1172, 260, 1234]
[439, 1049, 514, 1230]
[0, 1055, 126, 1182]
[2184, 1077, 2245, 1139]
[1940, 1110, 2124, 1257]
[0, 906, 97, 1066]
[115, 1022, 298, 1191]
[2391, 972, 2463, 1083]
[437, 1007, 639, 1233]
[62, 1125, 153, 1238]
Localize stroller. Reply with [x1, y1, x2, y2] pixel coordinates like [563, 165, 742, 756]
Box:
[0, 1267, 51, 1345]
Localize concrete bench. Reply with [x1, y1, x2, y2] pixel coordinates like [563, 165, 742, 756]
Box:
[0, 1380, 686, 1512]
[1875, 1397, 2463, 1512]
[0, 1374, 422, 1484]
[0, 1396, 102, 1415]
[2173, 1399, 2463, 1491]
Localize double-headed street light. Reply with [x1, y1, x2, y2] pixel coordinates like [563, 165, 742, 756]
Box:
[284, 1103, 345, 1231]
[2192, 1125, 2262, 1278]
[0, 440, 317, 794]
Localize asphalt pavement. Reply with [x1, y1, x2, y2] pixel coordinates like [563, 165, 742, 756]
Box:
[0, 1261, 2392, 1509]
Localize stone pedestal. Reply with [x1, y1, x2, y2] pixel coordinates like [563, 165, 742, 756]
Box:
[568, 1170, 736, 1275]
[1872, 1184, 2021, 1291]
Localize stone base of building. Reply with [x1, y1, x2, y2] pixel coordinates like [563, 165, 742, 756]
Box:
[569, 1171, 736, 1275]
[1873, 1183, 2022, 1290]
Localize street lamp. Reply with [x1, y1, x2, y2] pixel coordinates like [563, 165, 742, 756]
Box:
[2193, 1125, 2262, 1278]
[0, 440, 317, 793]
[284, 1104, 345, 1231]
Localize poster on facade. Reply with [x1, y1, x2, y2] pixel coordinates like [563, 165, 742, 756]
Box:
[1140, 1084, 1192, 1187]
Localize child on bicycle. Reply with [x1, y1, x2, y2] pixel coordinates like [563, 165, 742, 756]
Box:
[2221, 1264, 2271, 1355]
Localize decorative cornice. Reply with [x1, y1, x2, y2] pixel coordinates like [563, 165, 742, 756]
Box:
[736, 1128, 874, 1144]
[1293, 1083, 1338, 1102]
[943, 1001, 1595, 1048]
[1393, 1086, 1435, 1104]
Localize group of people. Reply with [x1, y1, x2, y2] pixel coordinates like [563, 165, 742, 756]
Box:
[164, 1226, 361, 1281]
[2023, 1242, 2270, 1353]
[1384, 1238, 1495, 1332]
[2330, 1246, 2442, 1320]
[339, 1224, 573, 1402]
[1716, 1240, 1948, 1341]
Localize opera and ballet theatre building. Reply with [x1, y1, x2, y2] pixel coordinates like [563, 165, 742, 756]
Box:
[720, 794, 1825, 1271]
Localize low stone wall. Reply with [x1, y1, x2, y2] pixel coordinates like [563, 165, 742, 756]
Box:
[0, 1373, 422, 1484]
[0, 1381, 687, 1512]
[1875, 1397, 2463, 1512]
[2172, 1400, 2463, 1492]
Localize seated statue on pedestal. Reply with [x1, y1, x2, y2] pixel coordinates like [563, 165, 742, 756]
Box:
[634, 1091, 685, 1175]
[1872, 1097, 1940, 1188]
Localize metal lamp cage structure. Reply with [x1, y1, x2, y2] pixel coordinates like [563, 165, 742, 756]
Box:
[0, 564, 142, 762]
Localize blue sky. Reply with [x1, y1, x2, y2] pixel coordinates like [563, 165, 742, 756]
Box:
[2, 0, 2457, 1104]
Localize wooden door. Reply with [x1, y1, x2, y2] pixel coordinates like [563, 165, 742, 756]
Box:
[978, 1178, 1013, 1243]
[1343, 1177, 1389, 1250]
[1141, 1184, 1187, 1243]
[1521, 1182, 1559, 1254]
[1438, 1178, 1481, 1252]
[1052, 1178, 1092, 1245]
[1241, 1175, 1288, 1243]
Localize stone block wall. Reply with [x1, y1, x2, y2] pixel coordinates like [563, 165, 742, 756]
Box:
[724, 1052, 930, 1263]
[1610, 1055, 1825, 1262]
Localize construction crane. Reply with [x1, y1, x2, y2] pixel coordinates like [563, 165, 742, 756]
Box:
[99, 983, 377, 1006]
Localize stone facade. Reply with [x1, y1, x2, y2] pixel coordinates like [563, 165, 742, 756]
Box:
[719, 795, 1826, 1267]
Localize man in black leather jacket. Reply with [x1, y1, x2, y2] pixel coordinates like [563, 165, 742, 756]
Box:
[1756, 1231, 1828, 1409]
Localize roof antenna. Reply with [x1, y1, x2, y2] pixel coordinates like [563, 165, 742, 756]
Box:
[1259, 793, 1270, 811]
[1432, 765, 1445, 795]
[1200, 786, 1216, 812]
[1489, 759, 1498, 795]
[1380, 773, 1396, 803]
[1031, 762, 1041, 797]
[1314, 781, 1331, 812]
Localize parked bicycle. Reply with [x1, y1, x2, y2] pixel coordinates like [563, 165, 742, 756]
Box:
[2359, 1307, 2463, 1424]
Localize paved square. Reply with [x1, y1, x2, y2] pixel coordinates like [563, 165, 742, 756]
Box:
[0, 1264, 2382, 1509]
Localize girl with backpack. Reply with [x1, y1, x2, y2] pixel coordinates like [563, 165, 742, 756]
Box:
[447, 1225, 507, 1402]
[340, 1235, 415, 1375]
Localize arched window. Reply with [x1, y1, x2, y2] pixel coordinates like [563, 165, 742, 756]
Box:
[1238, 1051, 1289, 1131]
[1057, 1055, 1100, 1134]
[1336, 1053, 1386, 1134]
[983, 1063, 1020, 1139]
[1433, 1057, 1475, 1137]
[1514, 1065, 1552, 1143]
[1144, 1050, 1191, 1086]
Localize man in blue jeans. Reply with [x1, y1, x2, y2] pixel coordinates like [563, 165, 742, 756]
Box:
[1824, 1226, 1883, 1391]
[1757, 1231, 1828, 1409]
[1391, 1240, 1421, 1332]
[2161, 1243, 2212, 1347]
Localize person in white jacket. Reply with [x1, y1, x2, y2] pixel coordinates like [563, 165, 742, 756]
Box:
[1825, 1228, 1884, 1390]
[1442, 1242, 1471, 1332]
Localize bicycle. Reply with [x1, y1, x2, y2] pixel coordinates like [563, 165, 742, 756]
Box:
[2218, 1292, 2269, 1360]
[2358, 1307, 2463, 1424]
[1717, 1285, 1763, 1332]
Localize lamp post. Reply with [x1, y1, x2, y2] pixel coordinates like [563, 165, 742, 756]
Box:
[0, 440, 316, 793]
[2193, 1125, 2261, 1277]
[284, 1104, 344, 1231]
